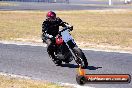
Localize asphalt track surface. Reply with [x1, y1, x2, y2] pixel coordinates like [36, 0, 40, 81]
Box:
[0, 43, 132, 88]
[0, 2, 111, 11]
[0, 1, 132, 11]
[0, 1, 132, 88]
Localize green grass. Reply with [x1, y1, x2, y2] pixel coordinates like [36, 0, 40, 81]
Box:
[0, 10, 132, 49]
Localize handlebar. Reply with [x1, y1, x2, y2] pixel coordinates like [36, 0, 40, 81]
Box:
[59, 25, 73, 34]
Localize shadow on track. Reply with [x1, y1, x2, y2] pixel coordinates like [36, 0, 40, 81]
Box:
[87, 66, 102, 70]
[60, 63, 102, 70]
[60, 63, 78, 68]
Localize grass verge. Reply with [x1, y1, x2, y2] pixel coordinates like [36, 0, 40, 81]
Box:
[0, 10, 132, 51]
[0, 74, 70, 88]
[0, 2, 17, 6]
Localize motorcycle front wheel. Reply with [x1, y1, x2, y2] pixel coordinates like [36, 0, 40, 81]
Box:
[72, 47, 88, 69]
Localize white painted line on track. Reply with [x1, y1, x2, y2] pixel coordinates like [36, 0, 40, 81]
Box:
[0, 72, 94, 88]
[81, 48, 132, 54]
[0, 72, 31, 79]
[0, 41, 47, 47]
[59, 82, 95, 88]
[0, 41, 132, 54]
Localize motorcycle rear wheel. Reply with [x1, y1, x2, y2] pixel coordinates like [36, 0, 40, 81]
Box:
[52, 59, 62, 66]
[48, 54, 62, 66]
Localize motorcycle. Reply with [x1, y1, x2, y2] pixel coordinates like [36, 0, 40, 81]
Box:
[48, 23, 88, 68]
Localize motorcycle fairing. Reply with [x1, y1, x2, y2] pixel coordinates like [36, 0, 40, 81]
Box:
[61, 30, 76, 49]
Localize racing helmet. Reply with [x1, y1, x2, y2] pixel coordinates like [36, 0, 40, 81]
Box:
[46, 11, 56, 20]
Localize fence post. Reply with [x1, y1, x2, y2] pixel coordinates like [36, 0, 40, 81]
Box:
[109, 0, 112, 6]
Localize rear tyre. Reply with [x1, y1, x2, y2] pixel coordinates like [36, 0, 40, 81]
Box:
[73, 47, 88, 69]
[52, 59, 62, 66]
[48, 54, 62, 66]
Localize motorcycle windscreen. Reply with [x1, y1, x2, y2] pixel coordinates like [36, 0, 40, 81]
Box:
[61, 30, 73, 43]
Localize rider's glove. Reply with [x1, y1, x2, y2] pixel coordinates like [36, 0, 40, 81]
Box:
[64, 23, 73, 31]
[69, 26, 73, 31]
[67, 25, 73, 31]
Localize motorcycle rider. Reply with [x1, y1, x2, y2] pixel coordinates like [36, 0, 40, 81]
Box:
[41, 11, 73, 62]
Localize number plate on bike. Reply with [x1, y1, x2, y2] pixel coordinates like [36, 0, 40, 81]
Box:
[61, 30, 73, 42]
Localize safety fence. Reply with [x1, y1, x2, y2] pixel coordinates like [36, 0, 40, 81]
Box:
[0, 0, 69, 3]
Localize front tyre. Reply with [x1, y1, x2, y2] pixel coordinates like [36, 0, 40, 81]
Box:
[73, 47, 88, 69]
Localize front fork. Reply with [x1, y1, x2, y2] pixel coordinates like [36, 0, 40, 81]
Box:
[65, 40, 81, 65]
